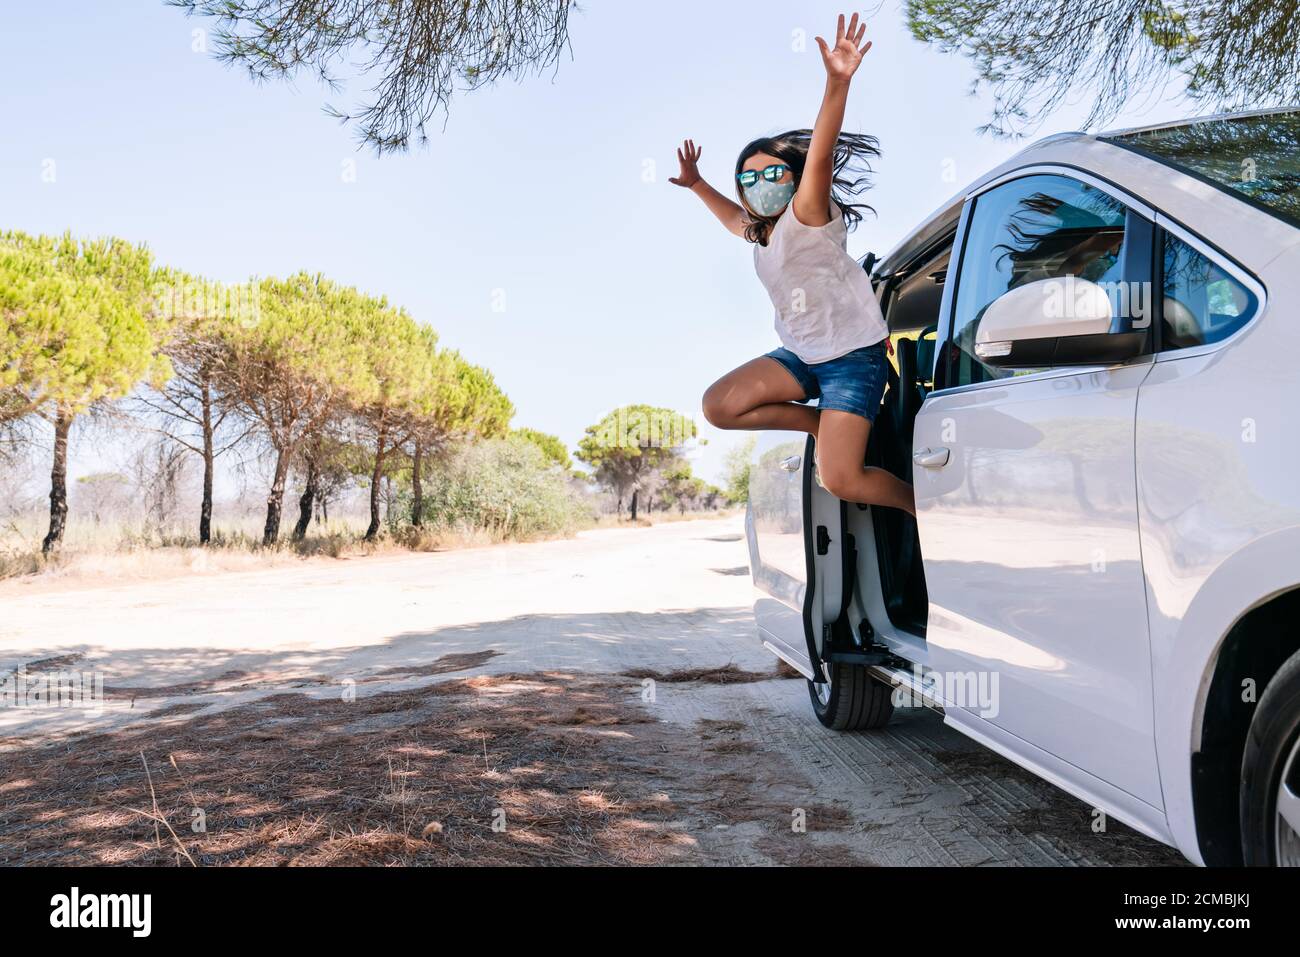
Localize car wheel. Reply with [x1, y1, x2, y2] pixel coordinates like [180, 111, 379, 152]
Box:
[808, 660, 893, 731]
[1240, 647, 1300, 865]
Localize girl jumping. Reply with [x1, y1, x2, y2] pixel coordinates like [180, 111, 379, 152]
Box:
[672, 12, 915, 516]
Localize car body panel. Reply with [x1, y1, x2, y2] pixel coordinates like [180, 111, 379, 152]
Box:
[1136, 238, 1300, 864]
[914, 359, 1164, 807]
[942, 696, 1173, 844]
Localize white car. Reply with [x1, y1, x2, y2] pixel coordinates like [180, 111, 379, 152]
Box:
[746, 107, 1300, 867]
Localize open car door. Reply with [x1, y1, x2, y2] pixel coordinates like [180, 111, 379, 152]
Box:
[911, 172, 1164, 819]
[746, 432, 844, 680]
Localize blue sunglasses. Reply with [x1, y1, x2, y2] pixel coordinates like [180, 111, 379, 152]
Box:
[737, 164, 791, 188]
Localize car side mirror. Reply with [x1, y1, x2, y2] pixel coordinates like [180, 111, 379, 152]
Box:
[974, 276, 1147, 369]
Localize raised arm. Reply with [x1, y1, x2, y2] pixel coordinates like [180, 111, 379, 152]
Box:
[670, 139, 749, 239]
[793, 13, 872, 228]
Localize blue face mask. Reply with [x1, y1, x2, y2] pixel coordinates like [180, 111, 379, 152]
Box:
[743, 178, 795, 217]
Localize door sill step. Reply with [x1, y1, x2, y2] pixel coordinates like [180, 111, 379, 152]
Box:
[868, 663, 946, 715]
[761, 639, 816, 681]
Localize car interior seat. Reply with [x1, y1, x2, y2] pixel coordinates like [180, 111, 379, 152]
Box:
[1164, 296, 1204, 347]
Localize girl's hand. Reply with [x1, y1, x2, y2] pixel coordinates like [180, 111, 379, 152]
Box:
[669, 139, 703, 189]
[673, 139, 749, 237]
[816, 13, 871, 83]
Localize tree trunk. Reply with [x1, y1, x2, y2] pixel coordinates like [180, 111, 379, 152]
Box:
[293, 457, 319, 542]
[199, 379, 214, 545]
[410, 442, 424, 527]
[629, 488, 639, 523]
[42, 409, 72, 554]
[262, 447, 291, 545]
[364, 424, 387, 542]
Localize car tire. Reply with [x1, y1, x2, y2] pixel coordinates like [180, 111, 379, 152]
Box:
[1240, 647, 1300, 866]
[808, 661, 894, 731]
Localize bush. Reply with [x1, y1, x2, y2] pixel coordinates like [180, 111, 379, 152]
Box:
[0, 547, 45, 578]
[397, 436, 593, 542]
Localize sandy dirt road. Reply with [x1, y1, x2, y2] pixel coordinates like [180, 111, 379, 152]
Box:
[0, 517, 1184, 865]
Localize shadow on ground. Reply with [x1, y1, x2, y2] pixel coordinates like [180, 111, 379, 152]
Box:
[0, 667, 849, 866]
[1, 606, 1188, 867]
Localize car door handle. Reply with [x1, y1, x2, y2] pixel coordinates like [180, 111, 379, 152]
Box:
[913, 447, 950, 469]
[779, 455, 802, 472]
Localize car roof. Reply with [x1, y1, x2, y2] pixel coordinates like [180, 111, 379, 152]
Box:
[1098, 104, 1300, 139]
[874, 107, 1300, 278]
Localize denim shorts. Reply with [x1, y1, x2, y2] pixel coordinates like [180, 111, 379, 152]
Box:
[765, 340, 890, 422]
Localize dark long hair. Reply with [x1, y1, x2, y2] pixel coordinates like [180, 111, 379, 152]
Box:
[735, 129, 880, 246]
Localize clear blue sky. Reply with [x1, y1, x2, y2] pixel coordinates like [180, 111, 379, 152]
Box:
[0, 1, 1192, 484]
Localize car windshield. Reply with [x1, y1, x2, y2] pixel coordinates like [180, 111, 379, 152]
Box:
[1103, 110, 1300, 228]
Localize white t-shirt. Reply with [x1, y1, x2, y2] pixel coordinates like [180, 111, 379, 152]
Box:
[753, 202, 887, 364]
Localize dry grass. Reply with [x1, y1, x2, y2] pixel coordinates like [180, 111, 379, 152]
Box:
[0, 656, 891, 867]
[0, 672, 782, 866]
[0, 537, 374, 590]
[0, 509, 740, 588]
[773, 659, 805, 679]
[620, 663, 785, 685]
[589, 509, 741, 530]
[390, 521, 592, 551]
[0, 510, 497, 589]
[754, 836, 874, 867]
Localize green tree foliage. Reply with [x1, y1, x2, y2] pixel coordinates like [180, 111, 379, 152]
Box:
[659, 462, 705, 514]
[350, 298, 443, 541]
[170, 0, 575, 152]
[400, 344, 512, 530]
[512, 427, 572, 472]
[1, 232, 528, 553]
[445, 352, 514, 440]
[576, 405, 698, 521]
[1, 232, 165, 419]
[0, 231, 167, 551]
[405, 434, 590, 540]
[138, 268, 252, 544]
[907, 0, 1300, 137]
[214, 273, 375, 544]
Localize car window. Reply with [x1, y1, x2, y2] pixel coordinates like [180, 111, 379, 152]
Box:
[945, 174, 1129, 388]
[1160, 232, 1258, 350]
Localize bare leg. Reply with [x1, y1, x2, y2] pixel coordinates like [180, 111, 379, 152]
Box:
[702, 357, 821, 436]
[815, 410, 915, 515]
